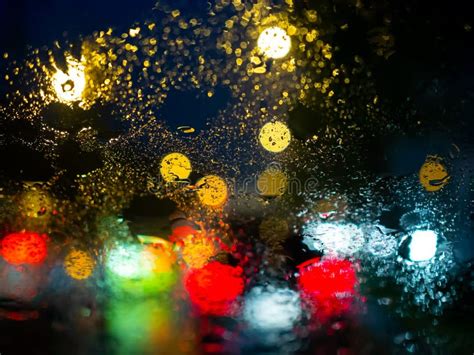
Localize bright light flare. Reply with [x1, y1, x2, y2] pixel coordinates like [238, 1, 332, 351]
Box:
[408, 230, 438, 262]
[257, 26, 291, 59]
[51, 55, 86, 103]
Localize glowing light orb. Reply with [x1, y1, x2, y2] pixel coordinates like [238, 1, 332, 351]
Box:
[184, 261, 244, 316]
[408, 230, 438, 262]
[257, 167, 288, 197]
[137, 234, 177, 274]
[51, 55, 86, 103]
[181, 232, 216, 269]
[106, 243, 153, 278]
[19, 188, 53, 218]
[146, 243, 176, 274]
[243, 286, 301, 331]
[64, 249, 95, 280]
[297, 257, 357, 322]
[257, 26, 291, 59]
[159, 152, 192, 182]
[258, 121, 291, 153]
[136, 237, 176, 272]
[0, 232, 48, 265]
[302, 222, 364, 257]
[107, 243, 177, 295]
[196, 175, 228, 208]
[419, 156, 449, 192]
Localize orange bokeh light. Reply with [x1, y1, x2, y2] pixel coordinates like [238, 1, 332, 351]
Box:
[0, 232, 48, 265]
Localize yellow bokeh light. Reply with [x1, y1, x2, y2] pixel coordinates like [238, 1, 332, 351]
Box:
[419, 156, 450, 192]
[257, 167, 288, 197]
[196, 175, 228, 208]
[51, 55, 86, 103]
[160, 152, 192, 182]
[258, 121, 291, 153]
[142, 244, 176, 274]
[181, 233, 216, 269]
[19, 187, 53, 218]
[257, 26, 291, 59]
[64, 249, 95, 280]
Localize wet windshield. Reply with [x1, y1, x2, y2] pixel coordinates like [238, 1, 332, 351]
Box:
[0, 0, 473, 354]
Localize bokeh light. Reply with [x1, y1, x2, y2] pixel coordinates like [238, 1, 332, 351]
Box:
[180, 232, 217, 269]
[51, 55, 86, 104]
[106, 242, 177, 295]
[145, 242, 176, 274]
[18, 187, 53, 218]
[297, 257, 358, 322]
[0, 231, 48, 265]
[257, 26, 292, 59]
[407, 230, 438, 262]
[243, 286, 301, 331]
[419, 155, 450, 192]
[106, 243, 152, 279]
[258, 121, 291, 153]
[196, 175, 228, 208]
[363, 225, 398, 257]
[64, 249, 96, 280]
[159, 152, 192, 183]
[184, 261, 244, 316]
[302, 222, 364, 257]
[169, 225, 197, 242]
[0, 0, 470, 352]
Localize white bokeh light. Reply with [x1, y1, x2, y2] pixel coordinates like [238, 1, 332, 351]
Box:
[243, 286, 301, 331]
[408, 230, 438, 262]
[302, 222, 364, 257]
[106, 244, 154, 278]
[51, 55, 86, 103]
[363, 225, 398, 257]
[257, 27, 291, 59]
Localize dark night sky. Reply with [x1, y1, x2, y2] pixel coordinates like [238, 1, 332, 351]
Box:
[0, 0, 154, 54]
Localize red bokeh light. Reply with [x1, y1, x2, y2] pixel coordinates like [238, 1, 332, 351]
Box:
[170, 225, 197, 243]
[0, 309, 39, 321]
[184, 261, 244, 316]
[0, 232, 48, 265]
[297, 257, 358, 322]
